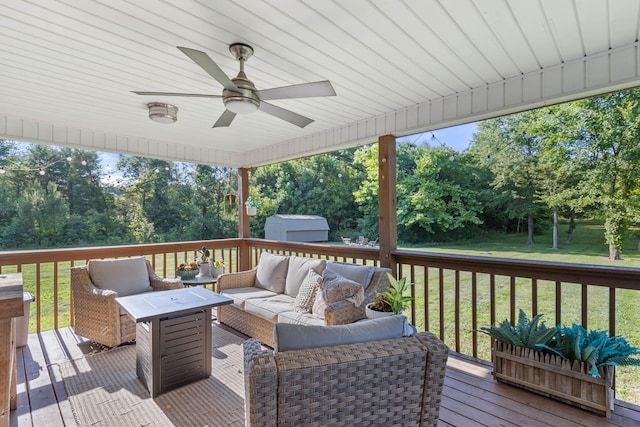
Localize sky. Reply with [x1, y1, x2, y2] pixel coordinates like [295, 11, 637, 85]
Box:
[397, 122, 478, 152]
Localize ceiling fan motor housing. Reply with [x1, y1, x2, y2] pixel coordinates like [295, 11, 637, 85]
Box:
[223, 71, 260, 113]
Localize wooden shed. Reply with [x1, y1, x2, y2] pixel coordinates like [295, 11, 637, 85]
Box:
[264, 215, 329, 242]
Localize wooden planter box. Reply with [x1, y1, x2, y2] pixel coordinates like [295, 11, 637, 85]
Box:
[492, 341, 614, 417]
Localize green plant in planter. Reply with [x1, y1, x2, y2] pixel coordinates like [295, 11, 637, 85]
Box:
[480, 309, 558, 349]
[536, 324, 640, 378]
[197, 246, 210, 263]
[481, 309, 640, 378]
[245, 196, 261, 208]
[369, 273, 414, 315]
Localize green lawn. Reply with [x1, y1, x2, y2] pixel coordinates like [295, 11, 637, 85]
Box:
[399, 220, 640, 404]
[403, 219, 640, 267]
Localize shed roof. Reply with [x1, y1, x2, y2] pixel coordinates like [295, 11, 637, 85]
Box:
[266, 215, 329, 231]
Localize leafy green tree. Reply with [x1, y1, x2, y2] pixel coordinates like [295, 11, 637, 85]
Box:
[399, 145, 483, 241]
[578, 90, 640, 259]
[525, 105, 585, 249]
[189, 165, 237, 239]
[471, 114, 546, 243]
[63, 149, 108, 215]
[117, 157, 183, 241]
[2, 181, 69, 248]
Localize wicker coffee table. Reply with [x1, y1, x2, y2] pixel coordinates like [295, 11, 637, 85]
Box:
[115, 287, 232, 397]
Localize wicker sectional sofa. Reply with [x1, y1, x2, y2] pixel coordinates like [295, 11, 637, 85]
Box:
[243, 316, 450, 426]
[217, 252, 391, 347]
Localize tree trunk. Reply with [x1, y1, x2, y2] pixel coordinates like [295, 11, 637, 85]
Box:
[552, 208, 558, 249]
[565, 212, 575, 244]
[609, 244, 621, 260]
[527, 211, 535, 244]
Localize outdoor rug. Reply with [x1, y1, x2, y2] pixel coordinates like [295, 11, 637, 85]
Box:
[59, 325, 247, 426]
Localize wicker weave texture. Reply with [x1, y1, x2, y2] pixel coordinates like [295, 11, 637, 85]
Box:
[244, 331, 449, 427]
[218, 304, 276, 347]
[71, 259, 183, 347]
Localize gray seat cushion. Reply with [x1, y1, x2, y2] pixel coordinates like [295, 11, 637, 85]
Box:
[220, 287, 278, 309]
[244, 294, 296, 321]
[273, 315, 406, 352]
[278, 310, 325, 326]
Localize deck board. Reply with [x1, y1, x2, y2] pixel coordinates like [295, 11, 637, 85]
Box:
[12, 325, 640, 427]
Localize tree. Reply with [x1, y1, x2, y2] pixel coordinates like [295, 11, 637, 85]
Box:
[471, 114, 546, 243]
[526, 105, 585, 249]
[399, 145, 483, 241]
[578, 90, 640, 259]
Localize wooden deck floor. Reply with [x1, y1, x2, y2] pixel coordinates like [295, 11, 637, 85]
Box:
[10, 323, 640, 427]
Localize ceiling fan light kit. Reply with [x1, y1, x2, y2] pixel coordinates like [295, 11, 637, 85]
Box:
[147, 102, 178, 124]
[133, 42, 336, 128]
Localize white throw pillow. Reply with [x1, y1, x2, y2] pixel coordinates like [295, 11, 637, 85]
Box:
[88, 257, 151, 297]
[273, 315, 405, 352]
[284, 256, 326, 297]
[255, 252, 289, 293]
[326, 262, 375, 289]
[293, 269, 322, 313]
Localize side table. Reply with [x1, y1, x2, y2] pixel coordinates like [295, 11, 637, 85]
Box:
[181, 276, 218, 292]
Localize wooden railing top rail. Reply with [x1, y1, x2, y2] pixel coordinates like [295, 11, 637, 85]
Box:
[393, 249, 640, 290]
[245, 238, 380, 261]
[0, 239, 242, 265]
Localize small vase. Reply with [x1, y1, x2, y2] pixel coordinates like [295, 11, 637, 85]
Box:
[211, 265, 224, 278]
[197, 262, 212, 278]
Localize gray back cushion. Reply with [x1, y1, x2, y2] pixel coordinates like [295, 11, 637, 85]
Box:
[326, 262, 375, 289]
[274, 315, 405, 352]
[284, 256, 326, 297]
[88, 256, 151, 297]
[255, 252, 289, 293]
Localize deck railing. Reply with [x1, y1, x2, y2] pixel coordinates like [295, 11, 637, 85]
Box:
[0, 239, 241, 332]
[2, 239, 639, 364]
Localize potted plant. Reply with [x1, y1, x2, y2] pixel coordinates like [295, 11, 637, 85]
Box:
[480, 309, 640, 417]
[196, 246, 212, 278]
[245, 196, 260, 216]
[365, 272, 414, 319]
[176, 261, 199, 280]
[209, 258, 224, 278]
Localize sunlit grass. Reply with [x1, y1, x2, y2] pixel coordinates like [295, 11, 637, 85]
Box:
[400, 220, 640, 404]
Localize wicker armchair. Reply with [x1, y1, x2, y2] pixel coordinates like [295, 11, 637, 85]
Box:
[71, 259, 183, 347]
[244, 330, 449, 427]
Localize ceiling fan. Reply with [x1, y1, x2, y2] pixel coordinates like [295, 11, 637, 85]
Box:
[133, 43, 336, 128]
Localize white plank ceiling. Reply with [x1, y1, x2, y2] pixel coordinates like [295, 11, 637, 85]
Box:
[1, 0, 640, 167]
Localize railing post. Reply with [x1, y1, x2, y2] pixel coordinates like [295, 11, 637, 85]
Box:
[238, 168, 251, 271]
[378, 134, 397, 271]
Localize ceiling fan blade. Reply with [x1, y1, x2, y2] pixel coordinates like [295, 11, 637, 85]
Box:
[256, 80, 336, 101]
[132, 91, 222, 98]
[259, 102, 314, 128]
[177, 46, 239, 92]
[213, 109, 236, 128]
